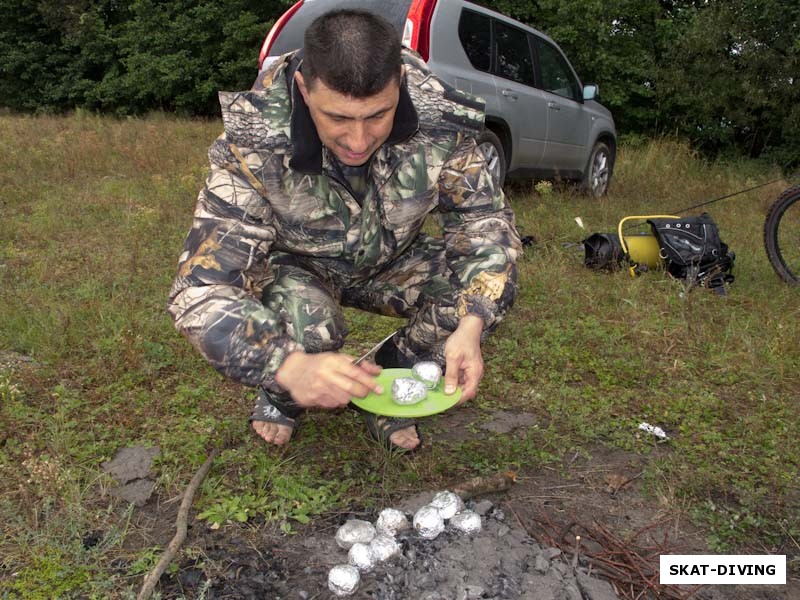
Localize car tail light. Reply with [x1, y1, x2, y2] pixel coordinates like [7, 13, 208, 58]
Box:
[402, 0, 437, 61]
[258, 0, 304, 70]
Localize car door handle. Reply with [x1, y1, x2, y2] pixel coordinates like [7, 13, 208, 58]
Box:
[547, 101, 560, 110]
[501, 89, 518, 101]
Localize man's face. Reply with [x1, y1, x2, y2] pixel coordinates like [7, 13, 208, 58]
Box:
[295, 71, 400, 166]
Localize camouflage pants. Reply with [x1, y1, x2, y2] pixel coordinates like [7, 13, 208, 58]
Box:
[252, 234, 502, 419]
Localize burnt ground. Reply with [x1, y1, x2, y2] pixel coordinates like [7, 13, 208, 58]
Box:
[126, 406, 797, 600]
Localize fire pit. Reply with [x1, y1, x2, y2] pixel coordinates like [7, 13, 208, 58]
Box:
[164, 493, 621, 600]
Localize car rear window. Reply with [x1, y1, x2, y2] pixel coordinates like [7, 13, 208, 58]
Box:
[269, 0, 414, 56]
[458, 9, 491, 72]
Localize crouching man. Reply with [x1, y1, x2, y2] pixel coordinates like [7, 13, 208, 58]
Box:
[168, 9, 521, 452]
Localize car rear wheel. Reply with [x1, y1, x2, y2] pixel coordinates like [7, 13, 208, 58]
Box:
[476, 129, 507, 188]
[581, 141, 612, 197]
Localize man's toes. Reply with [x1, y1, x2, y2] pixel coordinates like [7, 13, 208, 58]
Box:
[389, 426, 420, 449]
[252, 421, 292, 446]
[272, 425, 292, 445]
[252, 421, 273, 442]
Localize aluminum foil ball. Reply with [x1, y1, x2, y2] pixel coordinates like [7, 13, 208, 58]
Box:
[412, 361, 442, 389]
[328, 564, 360, 596]
[369, 533, 401, 563]
[391, 377, 428, 405]
[430, 490, 465, 520]
[347, 542, 375, 572]
[449, 510, 482, 534]
[335, 519, 376, 550]
[375, 508, 409, 537]
[413, 505, 445, 540]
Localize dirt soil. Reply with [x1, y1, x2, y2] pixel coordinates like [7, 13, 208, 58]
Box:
[131, 407, 796, 600]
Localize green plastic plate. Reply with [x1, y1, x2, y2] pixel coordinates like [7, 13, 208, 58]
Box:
[350, 368, 462, 417]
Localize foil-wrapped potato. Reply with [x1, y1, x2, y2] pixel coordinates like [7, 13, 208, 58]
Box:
[335, 519, 376, 549]
[449, 510, 482, 534]
[413, 504, 445, 540]
[375, 507, 410, 537]
[347, 542, 375, 572]
[369, 533, 401, 563]
[391, 377, 428, 405]
[430, 490, 465, 520]
[328, 564, 360, 596]
[412, 361, 442, 389]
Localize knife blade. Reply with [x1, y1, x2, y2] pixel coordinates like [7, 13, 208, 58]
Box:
[353, 329, 398, 366]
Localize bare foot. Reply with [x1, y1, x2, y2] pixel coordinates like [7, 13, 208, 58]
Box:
[253, 418, 418, 450]
[252, 420, 293, 446]
[388, 424, 421, 450]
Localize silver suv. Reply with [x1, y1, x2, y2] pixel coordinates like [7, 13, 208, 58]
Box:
[258, 0, 616, 196]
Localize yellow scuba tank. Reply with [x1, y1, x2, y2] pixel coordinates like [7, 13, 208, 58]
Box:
[617, 215, 679, 275]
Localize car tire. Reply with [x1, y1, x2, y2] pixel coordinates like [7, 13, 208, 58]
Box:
[581, 141, 613, 198]
[476, 129, 507, 188]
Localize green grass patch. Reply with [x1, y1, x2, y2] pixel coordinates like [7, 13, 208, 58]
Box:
[1, 117, 798, 596]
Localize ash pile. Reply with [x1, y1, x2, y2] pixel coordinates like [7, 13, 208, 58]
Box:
[307, 491, 620, 600]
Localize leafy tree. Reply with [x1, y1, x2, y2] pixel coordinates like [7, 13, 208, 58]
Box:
[0, 0, 78, 111]
[43, 1, 130, 111]
[107, 0, 285, 114]
[478, 0, 799, 167]
[483, 0, 693, 134]
[658, 0, 800, 166]
[0, 0, 797, 166]
[0, 0, 290, 115]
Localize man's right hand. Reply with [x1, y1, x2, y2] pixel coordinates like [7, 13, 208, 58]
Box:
[274, 351, 383, 409]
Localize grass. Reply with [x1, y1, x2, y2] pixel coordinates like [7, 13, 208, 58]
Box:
[1, 114, 798, 597]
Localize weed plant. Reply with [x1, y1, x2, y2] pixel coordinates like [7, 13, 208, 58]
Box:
[0, 117, 798, 597]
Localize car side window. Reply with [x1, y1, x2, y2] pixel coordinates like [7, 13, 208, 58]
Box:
[533, 37, 579, 101]
[458, 9, 491, 72]
[494, 21, 535, 86]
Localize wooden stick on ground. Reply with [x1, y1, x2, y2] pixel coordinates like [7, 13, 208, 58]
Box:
[452, 470, 517, 500]
[137, 448, 219, 600]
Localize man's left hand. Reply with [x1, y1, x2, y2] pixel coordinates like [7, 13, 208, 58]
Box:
[443, 315, 484, 403]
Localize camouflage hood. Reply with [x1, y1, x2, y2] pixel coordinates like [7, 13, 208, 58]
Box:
[219, 49, 486, 173]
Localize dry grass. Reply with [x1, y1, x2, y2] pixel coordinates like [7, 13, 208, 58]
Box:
[0, 115, 798, 597]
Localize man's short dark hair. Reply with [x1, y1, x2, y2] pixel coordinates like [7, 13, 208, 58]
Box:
[303, 9, 402, 98]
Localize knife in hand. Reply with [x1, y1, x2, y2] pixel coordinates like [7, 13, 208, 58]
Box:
[353, 330, 398, 366]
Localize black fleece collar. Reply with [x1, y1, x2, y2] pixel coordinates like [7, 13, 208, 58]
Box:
[287, 56, 419, 174]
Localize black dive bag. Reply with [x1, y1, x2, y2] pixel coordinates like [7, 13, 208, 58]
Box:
[647, 213, 735, 290]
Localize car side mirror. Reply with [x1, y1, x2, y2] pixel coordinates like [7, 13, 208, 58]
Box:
[583, 84, 599, 101]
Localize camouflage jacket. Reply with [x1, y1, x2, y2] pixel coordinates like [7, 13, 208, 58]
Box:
[168, 50, 522, 391]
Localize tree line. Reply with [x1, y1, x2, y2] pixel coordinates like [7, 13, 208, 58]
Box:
[1, 0, 797, 168]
